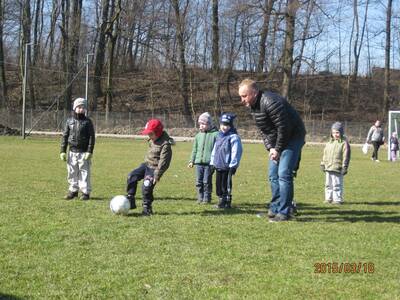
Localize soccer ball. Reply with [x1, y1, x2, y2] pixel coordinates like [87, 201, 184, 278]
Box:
[110, 195, 130, 215]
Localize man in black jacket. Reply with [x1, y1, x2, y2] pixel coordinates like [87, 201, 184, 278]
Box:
[239, 79, 306, 222]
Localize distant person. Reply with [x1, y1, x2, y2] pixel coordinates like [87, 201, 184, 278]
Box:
[390, 132, 399, 162]
[210, 113, 243, 209]
[238, 79, 306, 222]
[126, 119, 173, 216]
[188, 112, 219, 204]
[320, 122, 351, 205]
[366, 120, 384, 162]
[60, 98, 95, 200]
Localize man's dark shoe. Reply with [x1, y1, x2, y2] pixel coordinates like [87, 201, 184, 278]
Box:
[127, 194, 136, 209]
[64, 191, 78, 200]
[269, 213, 290, 223]
[80, 193, 90, 200]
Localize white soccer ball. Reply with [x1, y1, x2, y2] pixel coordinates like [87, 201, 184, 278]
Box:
[110, 195, 130, 215]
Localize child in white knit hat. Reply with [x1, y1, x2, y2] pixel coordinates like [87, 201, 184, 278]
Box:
[188, 112, 219, 204]
[60, 98, 95, 200]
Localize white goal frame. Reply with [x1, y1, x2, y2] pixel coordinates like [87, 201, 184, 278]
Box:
[387, 110, 400, 161]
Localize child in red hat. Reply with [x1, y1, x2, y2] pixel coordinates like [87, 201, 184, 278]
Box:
[126, 119, 174, 216]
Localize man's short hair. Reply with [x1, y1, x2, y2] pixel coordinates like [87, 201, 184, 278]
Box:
[239, 79, 259, 92]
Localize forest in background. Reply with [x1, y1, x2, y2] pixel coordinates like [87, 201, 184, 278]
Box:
[0, 0, 399, 126]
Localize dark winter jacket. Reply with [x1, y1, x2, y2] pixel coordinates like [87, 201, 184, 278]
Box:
[250, 91, 306, 153]
[60, 114, 95, 153]
[145, 131, 173, 181]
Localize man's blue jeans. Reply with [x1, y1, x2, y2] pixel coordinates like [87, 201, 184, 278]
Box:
[268, 138, 304, 216]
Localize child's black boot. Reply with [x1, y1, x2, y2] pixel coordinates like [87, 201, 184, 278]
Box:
[214, 197, 226, 209]
[127, 194, 136, 209]
[225, 195, 232, 209]
[142, 201, 153, 216]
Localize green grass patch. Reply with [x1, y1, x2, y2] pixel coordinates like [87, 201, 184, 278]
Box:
[0, 136, 399, 299]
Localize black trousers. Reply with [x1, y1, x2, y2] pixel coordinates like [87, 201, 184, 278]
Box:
[215, 169, 232, 199]
[127, 163, 155, 205]
[371, 141, 382, 160]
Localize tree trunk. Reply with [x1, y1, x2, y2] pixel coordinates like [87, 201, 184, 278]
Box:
[294, 0, 315, 78]
[45, 0, 59, 67]
[65, 0, 83, 110]
[281, 0, 297, 100]
[171, 0, 194, 127]
[92, 0, 110, 111]
[211, 0, 221, 116]
[21, 0, 35, 109]
[351, 0, 369, 82]
[257, 0, 274, 74]
[0, 0, 7, 107]
[383, 0, 392, 116]
[105, 0, 121, 122]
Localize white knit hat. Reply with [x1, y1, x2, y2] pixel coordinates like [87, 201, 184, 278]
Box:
[73, 98, 87, 111]
[198, 112, 213, 127]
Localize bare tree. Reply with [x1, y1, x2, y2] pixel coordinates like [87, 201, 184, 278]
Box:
[257, 0, 275, 74]
[294, 0, 317, 78]
[105, 0, 122, 121]
[92, 0, 111, 110]
[170, 0, 193, 126]
[44, 0, 60, 67]
[351, 0, 369, 81]
[33, 0, 43, 65]
[20, 0, 35, 108]
[383, 0, 393, 116]
[0, 0, 7, 107]
[281, 0, 299, 100]
[64, 0, 83, 110]
[211, 0, 221, 115]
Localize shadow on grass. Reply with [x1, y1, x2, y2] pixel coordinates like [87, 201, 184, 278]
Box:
[155, 196, 197, 201]
[349, 201, 400, 206]
[89, 197, 107, 201]
[295, 203, 400, 223]
[0, 293, 25, 300]
[147, 206, 262, 216]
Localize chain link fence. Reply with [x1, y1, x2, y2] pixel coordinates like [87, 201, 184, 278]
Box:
[0, 108, 374, 143]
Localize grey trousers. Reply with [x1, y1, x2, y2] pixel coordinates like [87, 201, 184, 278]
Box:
[67, 152, 92, 194]
[325, 171, 343, 203]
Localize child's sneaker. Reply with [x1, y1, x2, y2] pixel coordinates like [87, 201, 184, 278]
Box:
[64, 191, 78, 200]
[80, 193, 90, 200]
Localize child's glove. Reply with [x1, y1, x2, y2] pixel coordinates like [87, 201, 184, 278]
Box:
[84, 153, 92, 160]
[229, 167, 237, 175]
[188, 162, 194, 168]
[320, 164, 325, 172]
[209, 165, 215, 174]
[60, 153, 67, 161]
[341, 167, 348, 176]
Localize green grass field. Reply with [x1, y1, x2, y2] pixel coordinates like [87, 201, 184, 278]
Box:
[1, 136, 399, 299]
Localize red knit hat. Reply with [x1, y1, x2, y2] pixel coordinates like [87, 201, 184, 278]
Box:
[142, 119, 164, 138]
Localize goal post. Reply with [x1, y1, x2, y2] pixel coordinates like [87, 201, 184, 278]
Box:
[387, 110, 400, 160]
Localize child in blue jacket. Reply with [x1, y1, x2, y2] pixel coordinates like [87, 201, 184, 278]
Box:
[210, 113, 243, 209]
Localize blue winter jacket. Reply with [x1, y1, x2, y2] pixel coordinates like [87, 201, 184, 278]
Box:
[210, 128, 243, 170]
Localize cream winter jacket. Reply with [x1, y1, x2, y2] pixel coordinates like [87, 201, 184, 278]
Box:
[321, 137, 351, 173]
